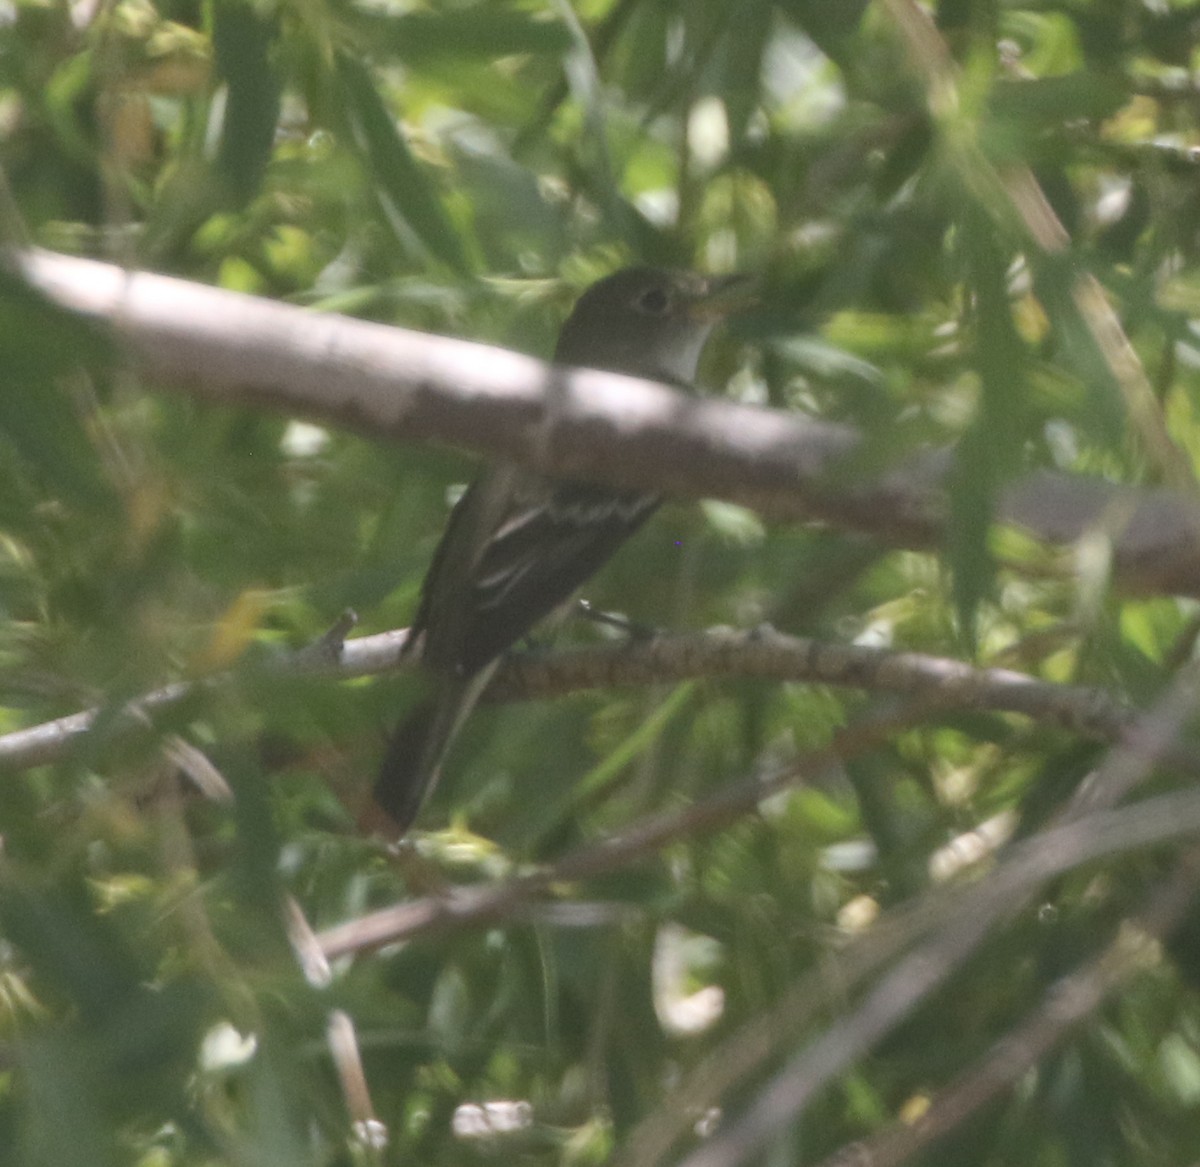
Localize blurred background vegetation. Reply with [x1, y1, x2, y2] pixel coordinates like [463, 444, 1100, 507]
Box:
[6, 0, 1200, 1163]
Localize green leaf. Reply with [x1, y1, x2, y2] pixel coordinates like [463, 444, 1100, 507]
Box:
[775, 0, 869, 64]
[948, 213, 1031, 649]
[334, 53, 472, 273]
[715, 0, 772, 140]
[0, 268, 114, 505]
[213, 0, 282, 205]
[990, 72, 1126, 126]
[352, 9, 572, 64]
[1032, 252, 1126, 445]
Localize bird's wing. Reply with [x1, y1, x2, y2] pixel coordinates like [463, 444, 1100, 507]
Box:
[415, 471, 659, 675]
[374, 472, 657, 835]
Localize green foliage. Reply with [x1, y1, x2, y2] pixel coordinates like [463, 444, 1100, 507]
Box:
[4, 0, 1200, 1164]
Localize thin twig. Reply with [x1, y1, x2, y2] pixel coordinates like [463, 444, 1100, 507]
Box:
[316, 699, 945, 959]
[319, 684, 1200, 963]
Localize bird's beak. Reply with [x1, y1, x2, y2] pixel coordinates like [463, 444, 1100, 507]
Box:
[687, 272, 757, 321]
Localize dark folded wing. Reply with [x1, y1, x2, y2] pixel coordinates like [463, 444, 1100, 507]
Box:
[416, 476, 658, 676]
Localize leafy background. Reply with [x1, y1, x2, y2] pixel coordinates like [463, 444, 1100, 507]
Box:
[5, 0, 1200, 1164]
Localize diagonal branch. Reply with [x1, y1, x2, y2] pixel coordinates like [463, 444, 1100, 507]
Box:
[315, 699, 962, 959]
[809, 849, 1200, 1167]
[673, 663, 1200, 1167]
[317, 714, 1200, 956]
[17, 249, 1200, 598]
[880, 0, 1194, 489]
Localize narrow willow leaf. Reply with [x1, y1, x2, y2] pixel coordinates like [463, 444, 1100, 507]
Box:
[335, 54, 472, 273]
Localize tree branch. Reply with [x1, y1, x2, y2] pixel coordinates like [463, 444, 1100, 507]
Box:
[623, 847, 1200, 1167]
[18, 248, 1200, 597]
[3, 624, 1195, 775]
[674, 662, 1200, 1167]
[317, 716, 1200, 960]
[315, 699, 959, 959]
[810, 849, 1200, 1167]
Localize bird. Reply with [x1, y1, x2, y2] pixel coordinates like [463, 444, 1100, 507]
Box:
[368, 266, 745, 836]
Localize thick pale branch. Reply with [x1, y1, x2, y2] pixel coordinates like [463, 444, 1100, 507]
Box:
[21, 250, 902, 532]
[18, 249, 1200, 597]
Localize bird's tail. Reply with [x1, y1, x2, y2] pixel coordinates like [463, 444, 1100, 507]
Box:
[363, 666, 496, 837]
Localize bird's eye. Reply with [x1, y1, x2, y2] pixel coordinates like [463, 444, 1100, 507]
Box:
[635, 286, 671, 315]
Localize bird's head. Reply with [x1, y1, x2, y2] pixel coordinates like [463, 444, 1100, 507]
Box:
[554, 267, 748, 385]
